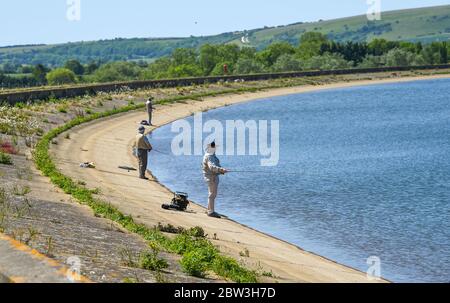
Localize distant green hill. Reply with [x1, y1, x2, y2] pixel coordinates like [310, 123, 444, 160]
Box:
[232, 5, 450, 48]
[1, 5, 449, 67]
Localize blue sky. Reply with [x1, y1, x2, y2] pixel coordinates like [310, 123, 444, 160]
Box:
[1, 0, 449, 46]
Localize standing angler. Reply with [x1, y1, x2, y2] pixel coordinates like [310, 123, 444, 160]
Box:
[146, 97, 154, 126]
[134, 126, 152, 180]
[202, 142, 228, 218]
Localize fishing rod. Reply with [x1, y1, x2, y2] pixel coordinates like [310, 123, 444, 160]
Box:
[152, 149, 171, 156]
[227, 170, 300, 175]
[228, 170, 274, 174]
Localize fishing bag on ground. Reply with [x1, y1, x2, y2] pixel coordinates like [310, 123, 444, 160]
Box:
[162, 192, 190, 211]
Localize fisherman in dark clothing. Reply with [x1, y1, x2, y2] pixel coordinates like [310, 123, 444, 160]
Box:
[146, 97, 154, 126]
[134, 126, 152, 180]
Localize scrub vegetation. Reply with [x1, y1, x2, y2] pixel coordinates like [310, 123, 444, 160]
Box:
[0, 152, 13, 165]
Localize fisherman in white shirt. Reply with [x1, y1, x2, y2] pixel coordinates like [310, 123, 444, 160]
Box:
[202, 141, 229, 218]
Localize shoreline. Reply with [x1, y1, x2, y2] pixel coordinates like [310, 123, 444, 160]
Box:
[52, 74, 450, 282]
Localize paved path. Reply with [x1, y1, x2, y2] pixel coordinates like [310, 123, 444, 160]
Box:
[0, 233, 89, 283]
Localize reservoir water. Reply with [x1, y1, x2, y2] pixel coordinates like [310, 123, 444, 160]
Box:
[148, 78, 450, 282]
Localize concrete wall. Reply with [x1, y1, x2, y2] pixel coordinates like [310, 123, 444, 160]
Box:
[1, 64, 449, 105]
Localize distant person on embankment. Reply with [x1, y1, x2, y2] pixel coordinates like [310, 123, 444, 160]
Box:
[134, 126, 152, 180]
[146, 97, 154, 126]
[202, 142, 229, 218]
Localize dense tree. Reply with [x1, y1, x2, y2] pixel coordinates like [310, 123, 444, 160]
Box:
[385, 48, 425, 67]
[303, 53, 352, 70]
[234, 58, 265, 74]
[171, 48, 197, 66]
[64, 59, 85, 75]
[439, 42, 448, 64]
[210, 62, 234, 76]
[358, 55, 386, 68]
[199, 44, 219, 75]
[19, 65, 34, 73]
[320, 41, 368, 64]
[93, 61, 140, 82]
[85, 61, 100, 74]
[3, 31, 449, 88]
[272, 54, 302, 72]
[239, 47, 257, 59]
[367, 39, 399, 56]
[216, 45, 240, 65]
[257, 42, 296, 67]
[46, 68, 76, 85]
[0, 73, 39, 88]
[32, 64, 49, 85]
[140, 57, 172, 79]
[167, 64, 203, 78]
[297, 32, 328, 60]
[421, 43, 442, 64]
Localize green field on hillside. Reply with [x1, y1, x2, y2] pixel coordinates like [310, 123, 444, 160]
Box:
[0, 5, 449, 67]
[231, 5, 450, 48]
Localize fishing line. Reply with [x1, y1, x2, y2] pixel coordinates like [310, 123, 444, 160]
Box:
[153, 149, 171, 156]
[228, 170, 299, 175]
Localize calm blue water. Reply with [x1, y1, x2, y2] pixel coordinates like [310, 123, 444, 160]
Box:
[148, 78, 450, 283]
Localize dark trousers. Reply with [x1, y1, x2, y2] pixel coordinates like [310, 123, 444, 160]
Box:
[137, 149, 148, 178]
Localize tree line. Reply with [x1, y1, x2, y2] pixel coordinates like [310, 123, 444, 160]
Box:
[1, 32, 449, 88]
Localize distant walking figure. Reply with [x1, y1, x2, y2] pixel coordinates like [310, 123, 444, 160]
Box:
[134, 126, 152, 180]
[146, 97, 154, 126]
[202, 142, 228, 218]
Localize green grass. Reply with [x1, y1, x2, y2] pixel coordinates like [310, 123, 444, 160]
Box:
[230, 5, 450, 47]
[32, 88, 268, 283]
[180, 249, 211, 278]
[139, 251, 169, 271]
[57, 104, 69, 113]
[123, 277, 139, 283]
[12, 185, 31, 196]
[0, 152, 13, 165]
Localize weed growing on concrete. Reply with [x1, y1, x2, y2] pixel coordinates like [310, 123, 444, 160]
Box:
[0, 152, 13, 165]
[139, 251, 169, 272]
[12, 185, 31, 196]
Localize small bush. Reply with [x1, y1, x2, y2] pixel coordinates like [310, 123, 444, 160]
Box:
[239, 248, 250, 258]
[123, 277, 139, 283]
[212, 255, 258, 283]
[0, 152, 13, 165]
[46, 68, 76, 85]
[180, 250, 209, 277]
[0, 140, 19, 155]
[157, 223, 185, 234]
[35, 128, 44, 137]
[188, 226, 206, 238]
[0, 187, 7, 204]
[57, 104, 69, 113]
[139, 251, 168, 271]
[262, 271, 274, 278]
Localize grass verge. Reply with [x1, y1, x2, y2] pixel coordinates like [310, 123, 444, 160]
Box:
[32, 87, 271, 283]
